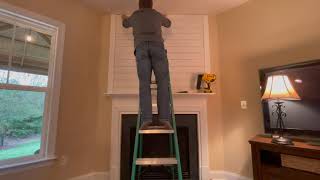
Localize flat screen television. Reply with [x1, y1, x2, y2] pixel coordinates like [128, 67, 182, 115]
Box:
[260, 59, 320, 139]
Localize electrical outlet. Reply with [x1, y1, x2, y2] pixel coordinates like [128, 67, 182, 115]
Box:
[59, 155, 68, 166]
[241, 101, 247, 109]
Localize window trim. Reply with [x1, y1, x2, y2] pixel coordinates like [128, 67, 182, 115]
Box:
[0, 1, 65, 170]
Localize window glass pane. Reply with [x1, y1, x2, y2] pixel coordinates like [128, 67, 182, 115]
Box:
[12, 27, 51, 77]
[0, 90, 45, 161]
[0, 70, 8, 83]
[0, 23, 51, 87]
[8, 71, 48, 87]
[0, 21, 14, 72]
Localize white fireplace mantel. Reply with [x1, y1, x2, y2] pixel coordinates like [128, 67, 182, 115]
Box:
[105, 92, 215, 97]
[108, 93, 212, 179]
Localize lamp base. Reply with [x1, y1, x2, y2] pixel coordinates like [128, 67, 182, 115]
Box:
[272, 136, 294, 145]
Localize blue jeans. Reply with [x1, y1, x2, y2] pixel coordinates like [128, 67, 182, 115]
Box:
[135, 41, 170, 122]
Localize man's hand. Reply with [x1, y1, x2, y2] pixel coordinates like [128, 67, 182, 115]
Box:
[122, 15, 128, 20]
[122, 14, 131, 28]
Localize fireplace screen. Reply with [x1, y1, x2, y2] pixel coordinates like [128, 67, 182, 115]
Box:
[121, 114, 199, 180]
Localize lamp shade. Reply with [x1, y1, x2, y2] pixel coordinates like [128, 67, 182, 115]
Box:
[262, 75, 301, 100]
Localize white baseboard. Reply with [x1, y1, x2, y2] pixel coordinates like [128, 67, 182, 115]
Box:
[69, 172, 109, 180]
[69, 171, 251, 180]
[209, 170, 252, 180]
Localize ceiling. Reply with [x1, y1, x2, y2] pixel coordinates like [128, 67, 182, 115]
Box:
[81, 0, 249, 15]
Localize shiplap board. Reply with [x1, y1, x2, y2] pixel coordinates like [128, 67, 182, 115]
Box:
[108, 15, 210, 94]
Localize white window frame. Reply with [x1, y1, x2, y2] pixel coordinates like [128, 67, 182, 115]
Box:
[0, 2, 65, 170]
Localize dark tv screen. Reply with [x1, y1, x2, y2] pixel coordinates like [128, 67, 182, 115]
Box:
[260, 60, 320, 137]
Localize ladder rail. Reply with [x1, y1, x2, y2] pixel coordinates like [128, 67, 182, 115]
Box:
[131, 110, 142, 180]
[169, 134, 175, 180]
[168, 81, 184, 180]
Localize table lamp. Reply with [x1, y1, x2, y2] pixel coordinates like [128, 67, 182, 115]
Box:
[261, 75, 301, 145]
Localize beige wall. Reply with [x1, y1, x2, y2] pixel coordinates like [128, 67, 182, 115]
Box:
[0, 0, 111, 179]
[215, 0, 320, 177]
[94, 14, 112, 172]
[207, 16, 225, 171]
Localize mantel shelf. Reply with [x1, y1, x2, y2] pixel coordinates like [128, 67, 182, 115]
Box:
[104, 91, 215, 97]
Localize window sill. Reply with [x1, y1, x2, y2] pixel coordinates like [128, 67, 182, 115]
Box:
[0, 156, 57, 175]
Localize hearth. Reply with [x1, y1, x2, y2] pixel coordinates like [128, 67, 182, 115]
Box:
[121, 114, 199, 180]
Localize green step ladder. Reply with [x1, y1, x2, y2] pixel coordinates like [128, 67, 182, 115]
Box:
[131, 78, 183, 180]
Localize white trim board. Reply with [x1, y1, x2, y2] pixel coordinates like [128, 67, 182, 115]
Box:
[69, 172, 109, 180]
[209, 171, 252, 180]
[68, 171, 251, 180]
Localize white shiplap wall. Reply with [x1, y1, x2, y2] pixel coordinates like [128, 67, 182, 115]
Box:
[107, 15, 210, 94]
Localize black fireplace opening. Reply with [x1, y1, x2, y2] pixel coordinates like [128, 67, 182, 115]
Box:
[121, 114, 199, 180]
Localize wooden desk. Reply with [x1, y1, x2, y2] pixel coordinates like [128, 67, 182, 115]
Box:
[249, 136, 320, 180]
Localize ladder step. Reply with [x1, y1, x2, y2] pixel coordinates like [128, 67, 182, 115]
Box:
[139, 121, 174, 134]
[139, 129, 174, 134]
[136, 158, 177, 166]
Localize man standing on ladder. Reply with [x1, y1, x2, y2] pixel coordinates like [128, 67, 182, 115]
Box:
[122, 0, 172, 130]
